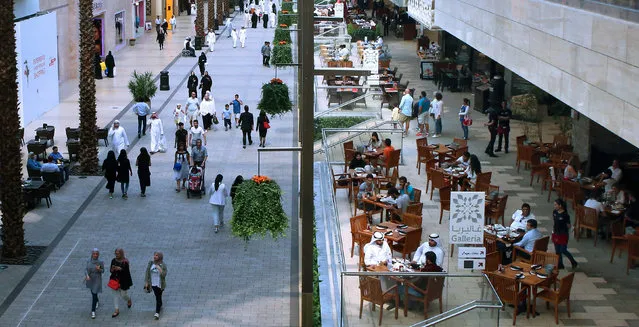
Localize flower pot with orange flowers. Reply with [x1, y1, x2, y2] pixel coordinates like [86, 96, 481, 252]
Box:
[231, 175, 289, 244]
[257, 78, 293, 116]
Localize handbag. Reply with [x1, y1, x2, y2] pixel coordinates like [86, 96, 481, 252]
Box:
[107, 278, 120, 290]
[263, 121, 271, 129]
[173, 162, 182, 171]
[551, 233, 568, 245]
[212, 115, 219, 125]
[463, 115, 473, 126]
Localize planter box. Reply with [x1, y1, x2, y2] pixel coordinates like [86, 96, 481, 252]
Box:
[129, 38, 136, 46]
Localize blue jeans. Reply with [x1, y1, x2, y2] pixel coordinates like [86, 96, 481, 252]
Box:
[460, 121, 468, 139]
[91, 292, 99, 311]
[120, 182, 129, 194]
[554, 243, 577, 268]
[435, 118, 442, 135]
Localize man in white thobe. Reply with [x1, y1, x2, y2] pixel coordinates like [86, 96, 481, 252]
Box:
[413, 233, 445, 267]
[108, 120, 130, 154]
[244, 10, 251, 28]
[363, 232, 392, 267]
[207, 29, 216, 51]
[148, 112, 166, 153]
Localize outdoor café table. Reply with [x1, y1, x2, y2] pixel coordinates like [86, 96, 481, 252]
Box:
[35, 125, 55, 145]
[361, 150, 382, 164]
[26, 139, 49, 160]
[491, 262, 557, 316]
[22, 180, 46, 209]
[361, 196, 396, 224]
[440, 166, 467, 190]
[579, 179, 605, 192]
[429, 144, 453, 165]
[484, 225, 524, 245]
[360, 222, 418, 246]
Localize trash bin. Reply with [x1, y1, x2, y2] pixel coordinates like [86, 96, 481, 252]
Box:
[160, 71, 170, 91]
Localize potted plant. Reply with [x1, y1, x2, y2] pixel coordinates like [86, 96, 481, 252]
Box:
[271, 43, 293, 67]
[231, 175, 289, 244]
[257, 78, 293, 116]
[128, 71, 158, 107]
[273, 27, 292, 44]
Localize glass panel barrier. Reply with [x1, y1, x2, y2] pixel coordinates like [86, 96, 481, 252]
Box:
[321, 124, 405, 167]
[340, 271, 502, 327]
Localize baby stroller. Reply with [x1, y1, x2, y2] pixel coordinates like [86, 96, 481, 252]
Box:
[186, 165, 205, 198]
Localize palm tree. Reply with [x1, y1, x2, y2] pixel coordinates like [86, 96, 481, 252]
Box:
[78, 0, 98, 173]
[217, 0, 223, 28]
[0, 0, 27, 258]
[195, 0, 205, 37]
[208, 0, 215, 31]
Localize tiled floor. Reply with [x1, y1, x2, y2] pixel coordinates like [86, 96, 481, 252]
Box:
[319, 32, 639, 326]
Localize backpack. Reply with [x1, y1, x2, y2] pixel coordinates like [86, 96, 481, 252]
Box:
[411, 101, 420, 118]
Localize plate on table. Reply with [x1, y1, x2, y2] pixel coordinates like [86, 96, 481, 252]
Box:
[384, 231, 393, 236]
[509, 232, 520, 238]
[397, 230, 407, 236]
[611, 210, 621, 215]
[535, 273, 548, 279]
[375, 225, 388, 230]
[515, 273, 526, 279]
[397, 224, 408, 229]
[494, 224, 506, 231]
[380, 197, 396, 205]
[510, 265, 523, 271]
[354, 167, 365, 173]
[530, 264, 541, 270]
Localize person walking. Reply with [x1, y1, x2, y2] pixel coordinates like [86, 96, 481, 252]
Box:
[174, 104, 184, 128]
[251, 10, 258, 28]
[483, 107, 498, 157]
[148, 112, 166, 153]
[200, 91, 215, 130]
[256, 110, 270, 147]
[105, 51, 115, 78]
[239, 27, 247, 48]
[231, 28, 238, 48]
[161, 19, 168, 34]
[185, 92, 200, 127]
[136, 148, 151, 197]
[200, 71, 212, 100]
[226, 17, 234, 37]
[117, 149, 132, 199]
[189, 120, 207, 146]
[382, 14, 390, 36]
[156, 30, 165, 50]
[173, 144, 190, 191]
[238, 105, 254, 148]
[207, 29, 215, 51]
[144, 252, 167, 320]
[552, 199, 579, 271]
[198, 52, 207, 75]
[133, 101, 151, 138]
[102, 150, 118, 199]
[175, 122, 188, 148]
[187, 71, 199, 98]
[94, 53, 103, 79]
[244, 10, 251, 27]
[85, 248, 104, 319]
[209, 174, 230, 233]
[416, 91, 430, 137]
[108, 248, 133, 318]
[108, 120, 130, 154]
[397, 89, 413, 136]
[261, 41, 271, 67]
[495, 100, 512, 153]
[170, 15, 177, 30]
[231, 94, 243, 128]
[431, 92, 443, 138]
[155, 15, 161, 33]
[262, 10, 269, 28]
[458, 98, 470, 140]
[222, 103, 233, 131]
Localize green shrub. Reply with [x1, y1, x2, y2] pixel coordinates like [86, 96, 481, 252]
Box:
[273, 28, 292, 43]
[350, 28, 377, 42]
[271, 44, 293, 66]
[346, 23, 356, 37]
[313, 206, 321, 327]
[281, 1, 294, 12]
[278, 11, 297, 26]
[258, 79, 293, 116]
[313, 116, 370, 141]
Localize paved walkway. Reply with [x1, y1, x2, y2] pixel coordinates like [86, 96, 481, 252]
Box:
[318, 33, 639, 326]
[2, 8, 299, 327]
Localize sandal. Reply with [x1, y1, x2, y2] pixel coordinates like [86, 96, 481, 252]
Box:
[112, 311, 119, 318]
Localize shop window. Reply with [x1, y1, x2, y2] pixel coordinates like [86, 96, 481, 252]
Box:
[115, 11, 125, 46]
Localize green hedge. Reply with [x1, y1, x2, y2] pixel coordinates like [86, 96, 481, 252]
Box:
[278, 11, 297, 26]
[271, 44, 293, 66]
[349, 26, 378, 42]
[313, 116, 369, 141]
[281, 1, 294, 12]
[313, 206, 321, 327]
[273, 28, 292, 44]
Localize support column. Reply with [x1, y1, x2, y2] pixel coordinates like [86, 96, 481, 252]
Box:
[571, 111, 592, 173]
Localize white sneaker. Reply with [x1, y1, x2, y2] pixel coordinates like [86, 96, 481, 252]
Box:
[154, 313, 160, 320]
[432, 134, 439, 138]
[91, 312, 96, 319]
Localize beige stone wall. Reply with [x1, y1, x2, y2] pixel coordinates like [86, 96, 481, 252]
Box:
[435, 0, 639, 148]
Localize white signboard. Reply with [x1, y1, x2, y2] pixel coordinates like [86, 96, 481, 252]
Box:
[362, 48, 379, 75]
[449, 192, 485, 245]
[457, 247, 486, 259]
[334, 4, 344, 18]
[407, 0, 434, 29]
[457, 258, 486, 270]
[16, 12, 60, 127]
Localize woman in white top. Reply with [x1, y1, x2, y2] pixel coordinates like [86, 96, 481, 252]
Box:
[463, 154, 481, 189]
[144, 252, 167, 320]
[563, 157, 578, 180]
[209, 174, 230, 233]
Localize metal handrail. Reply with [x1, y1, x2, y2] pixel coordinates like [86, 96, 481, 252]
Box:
[409, 300, 503, 327]
[315, 92, 379, 119]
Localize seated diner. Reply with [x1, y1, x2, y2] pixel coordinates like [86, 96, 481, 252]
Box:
[510, 203, 536, 231]
[397, 176, 415, 201]
[512, 219, 542, 261]
[363, 232, 392, 268]
[413, 233, 445, 267]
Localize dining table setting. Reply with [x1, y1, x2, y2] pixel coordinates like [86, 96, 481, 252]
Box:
[492, 261, 557, 315]
[360, 221, 418, 244]
[484, 224, 525, 244]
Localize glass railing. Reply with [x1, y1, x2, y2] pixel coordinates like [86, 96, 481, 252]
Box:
[320, 124, 405, 164]
[545, 0, 639, 23]
[340, 271, 502, 326]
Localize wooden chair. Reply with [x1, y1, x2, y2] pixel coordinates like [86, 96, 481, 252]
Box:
[412, 188, 422, 203]
[391, 227, 422, 259]
[350, 214, 369, 257]
[610, 219, 629, 263]
[403, 276, 445, 319]
[416, 145, 436, 175]
[383, 149, 401, 180]
[331, 166, 352, 199]
[576, 205, 599, 246]
[627, 235, 639, 275]
[482, 251, 500, 273]
[452, 137, 468, 147]
[358, 276, 399, 326]
[531, 251, 559, 273]
[534, 273, 575, 325]
[352, 183, 383, 221]
[438, 186, 451, 224]
[516, 144, 534, 172]
[529, 152, 548, 186]
[428, 168, 449, 200]
[513, 236, 550, 263]
[357, 232, 368, 271]
[343, 140, 355, 172]
[545, 166, 562, 202]
[484, 234, 498, 253]
[406, 202, 423, 216]
[552, 134, 570, 147]
[416, 137, 429, 149]
[474, 172, 492, 188]
[444, 146, 468, 163]
[488, 272, 529, 325]
[516, 135, 527, 146]
[401, 212, 422, 228]
[485, 194, 508, 225]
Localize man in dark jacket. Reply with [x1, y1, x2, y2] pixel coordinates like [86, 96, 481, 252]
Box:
[200, 71, 212, 100]
[238, 105, 254, 148]
[198, 52, 207, 75]
[105, 51, 115, 78]
[187, 71, 199, 98]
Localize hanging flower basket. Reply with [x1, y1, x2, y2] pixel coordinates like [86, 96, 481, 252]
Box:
[257, 78, 293, 116]
[274, 28, 292, 44]
[271, 43, 293, 67]
[231, 175, 289, 244]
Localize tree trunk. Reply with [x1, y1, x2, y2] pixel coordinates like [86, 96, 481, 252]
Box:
[208, 0, 215, 32]
[217, 0, 223, 27]
[79, 0, 98, 173]
[0, 0, 27, 258]
[195, 0, 205, 36]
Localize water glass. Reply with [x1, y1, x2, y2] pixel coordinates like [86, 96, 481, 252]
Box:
[545, 264, 554, 276]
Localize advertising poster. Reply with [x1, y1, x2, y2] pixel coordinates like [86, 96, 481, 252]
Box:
[449, 192, 485, 245]
[16, 12, 60, 127]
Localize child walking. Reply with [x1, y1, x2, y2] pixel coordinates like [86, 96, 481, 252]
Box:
[222, 104, 233, 131]
[174, 104, 184, 128]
